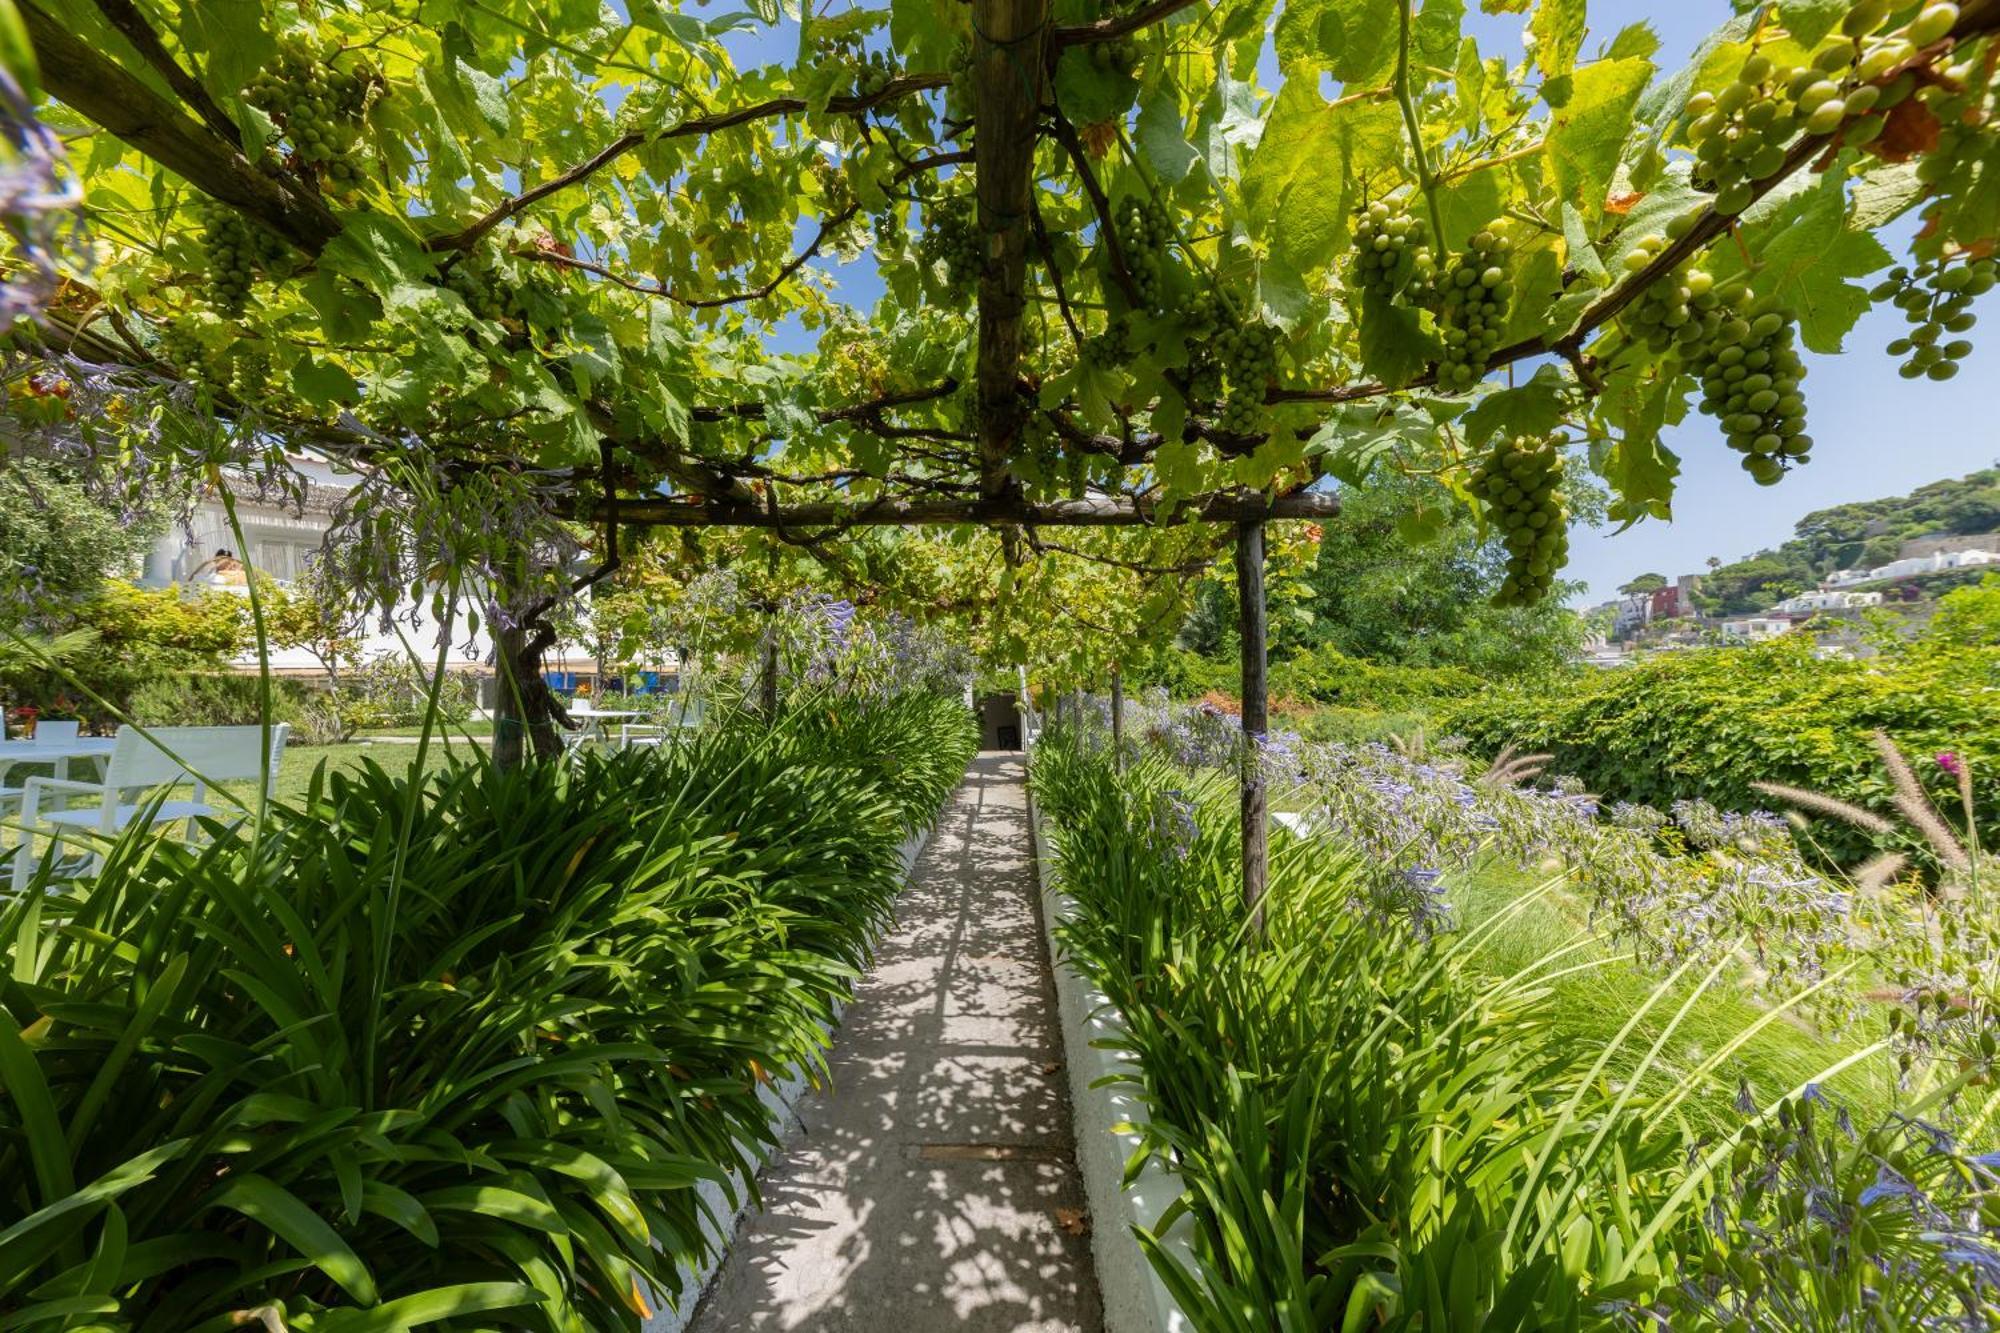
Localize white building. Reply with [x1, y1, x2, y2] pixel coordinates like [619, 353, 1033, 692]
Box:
[134, 458, 668, 689]
[1770, 589, 1885, 614]
[1826, 545, 2000, 588]
[1721, 617, 1792, 642]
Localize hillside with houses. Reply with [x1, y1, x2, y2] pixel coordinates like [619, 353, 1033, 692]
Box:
[1592, 467, 2000, 660]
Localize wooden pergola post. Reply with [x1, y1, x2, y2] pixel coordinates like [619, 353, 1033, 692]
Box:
[1236, 511, 1269, 925]
[759, 621, 779, 716]
[1110, 663, 1124, 771]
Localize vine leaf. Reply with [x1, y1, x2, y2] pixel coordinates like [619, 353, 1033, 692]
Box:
[1596, 365, 1683, 526]
[1461, 365, 1570, 448]
[1354, 291, 1438, 388]
[1745, 171, 1894, 355]
[1243, 82, 1399, 275]
[1137, 87, 1200, 185]
[1530, 0, 1588, 78]
[1275, 0, 1398, 84]
[1191, 65, 1262, 184]
[1543, 57, 1652, 223]
[1055, 49, 1140, 126]
[1776, 0, 1850, 47]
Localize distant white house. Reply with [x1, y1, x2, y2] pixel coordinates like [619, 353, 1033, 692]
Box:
[1826, 545, 2000, 588]
[134, 456, 671, 690]
[1721, 617, 1792, 642]
[1770, 588, 1885, 615]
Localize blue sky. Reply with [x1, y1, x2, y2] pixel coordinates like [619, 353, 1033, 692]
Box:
[720, 3, 2000, 605]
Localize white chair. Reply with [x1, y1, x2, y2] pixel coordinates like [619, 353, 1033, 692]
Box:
[31, 721, 80, 744]
[12, 724, 290, 891]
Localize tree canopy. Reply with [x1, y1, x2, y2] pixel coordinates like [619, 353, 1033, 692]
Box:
[5, 0, 2000, 687]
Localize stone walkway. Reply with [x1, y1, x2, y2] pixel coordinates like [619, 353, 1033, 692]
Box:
[688, 753, 1103, 1332]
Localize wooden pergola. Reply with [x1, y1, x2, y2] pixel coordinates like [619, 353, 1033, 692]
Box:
[46, 0, 1990, 898]
[21, 0, 1326, 899]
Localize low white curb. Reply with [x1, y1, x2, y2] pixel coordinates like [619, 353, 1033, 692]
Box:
[1025, 762, 1197, 1333]
[644, 809, 943, 1333]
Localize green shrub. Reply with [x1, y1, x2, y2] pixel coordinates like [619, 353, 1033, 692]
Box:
[1268, 643, 1484, 710]
[125, 672, 315, 730]
[0, 693, 975, 1330]
[1446, 638, 2000, 868]
[1030, 732, 1999, 1331]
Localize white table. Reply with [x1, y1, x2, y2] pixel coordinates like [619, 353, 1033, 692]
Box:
[0, 737, 116, 789]
[563, 705, 641, 746]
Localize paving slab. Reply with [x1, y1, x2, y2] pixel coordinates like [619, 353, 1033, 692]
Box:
[688, 752, 1103, 1333]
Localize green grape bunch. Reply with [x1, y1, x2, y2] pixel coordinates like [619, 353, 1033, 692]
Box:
[1432, 228, 1514, 391]
[1079, 314, 1133, 371]
[1873, 257, 1995, 381]
[918, 189, 982, 292]
[192, 198, 287, 316]
[1112, 196, 1172, 310]
[1618, 216, 1724, 355]
[155, 317, 218, 389]
[1689, 291, 1812, 486]
[245, 33, 382, 190]
[1350, 199, 1432, 301]
[1475, 434, 1570, 607]
[1089, 36, 1141, 76]
[856, 49, 897, 99]
[1214, 317, 1277, 436]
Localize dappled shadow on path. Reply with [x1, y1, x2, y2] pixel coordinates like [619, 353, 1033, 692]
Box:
[685, 753, 1103, 1333]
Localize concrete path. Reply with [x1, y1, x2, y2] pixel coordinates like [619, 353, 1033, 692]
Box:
[689, 752, 1103, 1333]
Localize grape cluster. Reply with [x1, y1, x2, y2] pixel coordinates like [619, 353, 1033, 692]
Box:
[192, 199, 286, 315]
[443, 254, 518, 324]
[1214, 318, 1277, 435]
[1873, 258, 1994, 381]
[245, 34, 379, 190]
[1350, 200, 1432, 301]
[1087, 35, 1141, 76]
[228, 341, 276, 403]
[1474, 434, 1569, 606]
[1619, 221, 1724, 355]
[1685, 50, 1821, 215]
[855, 49, 898, 99]
[1432, 229, 1513, 390]
[918, 189, 981, 291]
[1079, 315, 1133, 371]
[1689, 293, 1812, 486]
[156, 317, 219, 390]
[1113, 196, 1172, 309]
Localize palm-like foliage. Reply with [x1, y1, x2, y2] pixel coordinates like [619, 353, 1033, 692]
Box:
[1030, 731, 2000, 1332]
[0, 694, 975, 1330]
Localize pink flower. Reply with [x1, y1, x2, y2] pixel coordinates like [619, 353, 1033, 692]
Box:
[1937, 751, 1964, 777]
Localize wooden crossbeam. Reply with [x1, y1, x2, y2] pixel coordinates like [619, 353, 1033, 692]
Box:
[610, 490, 1339, 529]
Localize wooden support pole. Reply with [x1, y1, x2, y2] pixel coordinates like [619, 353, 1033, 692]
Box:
[971, 0, 1050, 499]
[1236, 514, 1269, 926]
[759, 623, 779, 717]
[1110, 663, 1124, 771]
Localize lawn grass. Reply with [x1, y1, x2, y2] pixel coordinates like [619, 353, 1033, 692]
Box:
[269, 739, 485, 807]
[352, 720, 496, 739]
[1441, 854, 1897, 1132]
